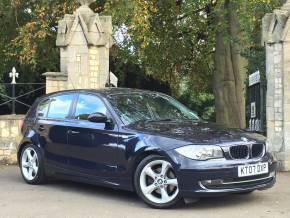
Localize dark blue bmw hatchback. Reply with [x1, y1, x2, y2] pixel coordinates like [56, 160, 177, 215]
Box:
[18, 88, 277, 208]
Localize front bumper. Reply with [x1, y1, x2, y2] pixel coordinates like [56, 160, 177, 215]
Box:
[167, 151, 277, 198]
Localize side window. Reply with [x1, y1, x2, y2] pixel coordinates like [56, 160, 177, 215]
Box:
[74, 94, 107, 120]
[47, 94, 74, 119]
[37, 99, 50, 118]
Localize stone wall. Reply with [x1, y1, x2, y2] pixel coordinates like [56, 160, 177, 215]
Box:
[0, 115, 24, 165]
[262, 1, 290, 171]
[265, 43, 284, 161]
[43, 72, 68, 93]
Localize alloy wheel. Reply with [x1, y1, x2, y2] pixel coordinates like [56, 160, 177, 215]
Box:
[21, 147, 39, 181]
[139, 160, 179, 204]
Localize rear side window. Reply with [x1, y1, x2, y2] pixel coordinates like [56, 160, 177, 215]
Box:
[74, 94, 107, 120]
[37, 99, 50, 118]
[26, 98, 40, 118]
[47, 94, 74, 119]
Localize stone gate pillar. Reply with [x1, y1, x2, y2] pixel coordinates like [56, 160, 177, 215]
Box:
[262, 1, 290, 171]
[44, 0, 116, 93]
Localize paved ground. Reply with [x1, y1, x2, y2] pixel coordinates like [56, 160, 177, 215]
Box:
[0, 166, 289, 218]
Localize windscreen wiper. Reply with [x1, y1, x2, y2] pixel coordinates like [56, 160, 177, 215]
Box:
[145, 118, 173, 123]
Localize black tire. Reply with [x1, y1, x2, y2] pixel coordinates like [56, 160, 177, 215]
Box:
[20, 144, 46, 185]
[134, 155, 182, 209]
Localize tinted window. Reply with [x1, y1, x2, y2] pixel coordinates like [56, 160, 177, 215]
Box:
[37, 99, 50, 118]
[74, 94, 107, 120]
[47, 94, 74, 119]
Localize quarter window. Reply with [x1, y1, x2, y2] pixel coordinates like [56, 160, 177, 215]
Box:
[47, 94, 74, 119]
[74, 94, 107, 120]
[37, 99, 50, 118]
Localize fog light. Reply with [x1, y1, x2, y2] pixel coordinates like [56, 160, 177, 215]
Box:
[203, 180, 212, 185]
[201, 179, 223, 186]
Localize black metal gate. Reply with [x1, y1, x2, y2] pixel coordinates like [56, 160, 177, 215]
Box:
[246, 71, 266, 134]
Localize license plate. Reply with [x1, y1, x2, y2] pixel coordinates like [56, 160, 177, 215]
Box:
[238, 162, 269, 177]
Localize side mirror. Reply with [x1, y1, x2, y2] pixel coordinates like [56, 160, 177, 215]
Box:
[88, 113, 110, 123]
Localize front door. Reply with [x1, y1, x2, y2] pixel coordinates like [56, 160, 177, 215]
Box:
[66, 93, 119, 179]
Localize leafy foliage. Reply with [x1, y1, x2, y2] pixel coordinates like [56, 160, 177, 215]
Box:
[237, 0, 285, 80]
[0, 0, 286, 119]
[104, 0, 215, 94]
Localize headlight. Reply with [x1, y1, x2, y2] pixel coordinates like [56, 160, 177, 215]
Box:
[175, 145, 224, 161]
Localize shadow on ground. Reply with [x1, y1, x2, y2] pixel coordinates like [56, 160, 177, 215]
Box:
[41, 177, 263, 210]
[1, 167, 289, 218]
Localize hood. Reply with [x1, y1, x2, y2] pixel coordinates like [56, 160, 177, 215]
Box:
[125, 120, 266, 145]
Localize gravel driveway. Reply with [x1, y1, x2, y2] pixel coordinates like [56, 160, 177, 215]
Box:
[0, 166, 289, 218]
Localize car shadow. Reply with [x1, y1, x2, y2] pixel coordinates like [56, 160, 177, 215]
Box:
[42, 178, 265, 210]
[45, 179, 143, 204]
[182, 193, 265, 210]
[4, 167, 274, 211]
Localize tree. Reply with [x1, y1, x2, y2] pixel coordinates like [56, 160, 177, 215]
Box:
[104, 0, 215, 94]
[213, 0, 247, 128]
[213, 0, 285, 128]
[104, 0, 216, 118]
[0, 0, 107, 82]
[0, 0, 286, 122]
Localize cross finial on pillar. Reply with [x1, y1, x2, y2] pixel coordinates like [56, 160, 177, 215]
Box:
[77, 0, 95, 6]
[9, 67, 19, 84]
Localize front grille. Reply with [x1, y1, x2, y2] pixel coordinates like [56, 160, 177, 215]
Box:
[251, 144, 265, 158]
[229, 145, 249, 159]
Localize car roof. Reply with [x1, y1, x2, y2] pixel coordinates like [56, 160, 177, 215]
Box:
[39, 88, 165, 99]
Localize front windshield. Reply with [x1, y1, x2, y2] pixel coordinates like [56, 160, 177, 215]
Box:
[107, 92, 199, 125]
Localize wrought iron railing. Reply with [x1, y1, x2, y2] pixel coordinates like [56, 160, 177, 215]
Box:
[0, 67, 45, 115]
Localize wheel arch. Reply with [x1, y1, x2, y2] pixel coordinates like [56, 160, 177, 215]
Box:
[131, 149, 182, 208]
[17, 132, 44, 165]
[129, 149, 165, 190]
[17, 141, 32, 165]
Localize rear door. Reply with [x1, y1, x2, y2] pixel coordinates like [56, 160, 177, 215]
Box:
[36, 93, 75, 169]
[66, 93, 119, 178]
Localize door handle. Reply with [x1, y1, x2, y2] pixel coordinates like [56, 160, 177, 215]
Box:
[67, 130, 80, 134]
[38, 125, 45, 131]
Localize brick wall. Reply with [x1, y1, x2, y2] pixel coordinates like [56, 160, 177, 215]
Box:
[0, 115, 24, 164]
